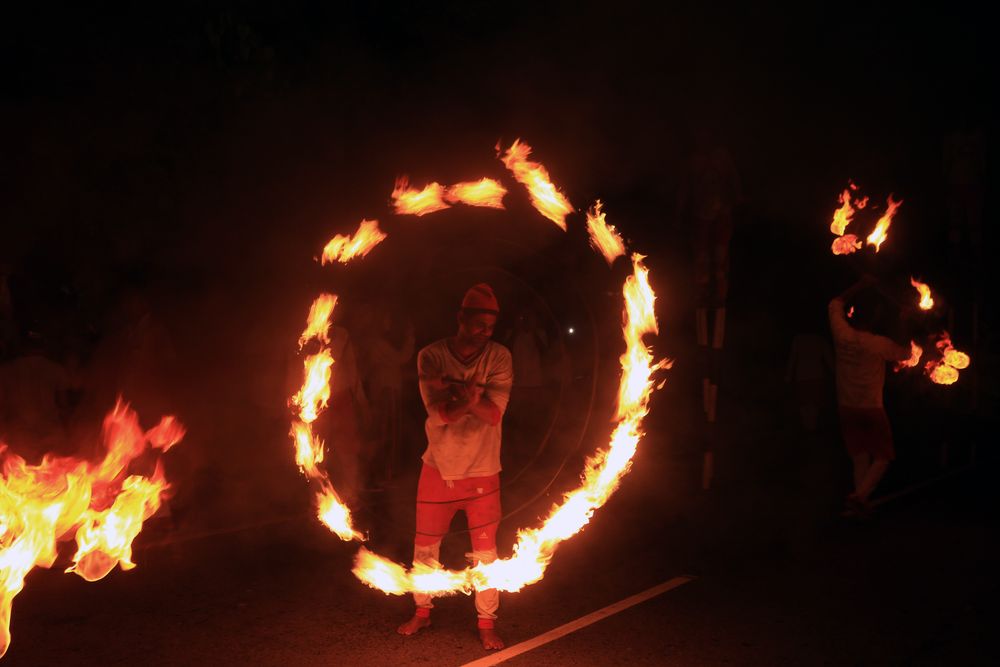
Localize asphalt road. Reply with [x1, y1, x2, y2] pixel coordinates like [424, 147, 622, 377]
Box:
[4, 428, 997, 667]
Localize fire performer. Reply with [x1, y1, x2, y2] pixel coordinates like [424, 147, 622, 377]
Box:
[396, 283, 513, 650]
[828, 277, 910, 515]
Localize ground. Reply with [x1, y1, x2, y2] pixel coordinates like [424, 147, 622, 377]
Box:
[4, 433, 996, 666]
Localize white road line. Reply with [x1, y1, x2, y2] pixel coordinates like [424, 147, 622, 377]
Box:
[459, 575, 697, 667]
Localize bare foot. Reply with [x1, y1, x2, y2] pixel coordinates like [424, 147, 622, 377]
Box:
[479, 627, 504, 650]
[397, 614, 431, 636]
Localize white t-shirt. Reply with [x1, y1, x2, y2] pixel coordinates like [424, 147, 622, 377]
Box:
[828, 298, 909, 408]
[417, 339, 513, 480]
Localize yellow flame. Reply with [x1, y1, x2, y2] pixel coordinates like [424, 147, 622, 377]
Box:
[500, 140, 573, 230]
[392, 178, 451, 216]
[299, 294, 338, 349]
[910, 277, 934, 311]
[866, 195, 902, 252]
[927, 362, 959, 385]
[351, 255, 669, 595]
[585, 200, 626, 265]
[830, 187, 856, 236]
[321, 220, 387, 265]
[288, 294, 363, 542]
[290, 349, 333, 424]
[1, 401, 183, 657]
[445, 178, 507, 209]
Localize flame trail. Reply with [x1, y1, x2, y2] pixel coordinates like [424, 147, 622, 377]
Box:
[910, 277, 934, 311]
[392, 178, 451, 216]
[866, 195, 902, 252]
[585, 200, 626, 265]
[1, 401, 184, 657]
[499, 140, 573, 230]
[351, 255, 669, 595]
[289, 294, 363, 542]
[321, 220, 387, 265]
[445, 178, 507, 209]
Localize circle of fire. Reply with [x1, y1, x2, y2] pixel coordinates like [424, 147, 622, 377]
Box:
[289, 140, 671, 598]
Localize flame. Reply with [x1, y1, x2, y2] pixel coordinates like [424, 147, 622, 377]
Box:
[926, 362, 958, 385]
[298, 293, 337, 349]
[585, 200, 626, 265]
[445, 178, 507, 209]
[351, 254, 669, 595]
[392, 178, 451, 216]
[935, 333, 970, 370]
[894, 340, 923, 371]
[830, 187, 857, 236]
[289, 295, 363, 542]
[321, 220, 387, 265]
[925, 331, 971, 385]
[866, 195, 902, 252]
[910, 277, 934, 310]
[499, 140, 573, 230]
[831, 234, 862, 255]
[1, 400, 184, 657]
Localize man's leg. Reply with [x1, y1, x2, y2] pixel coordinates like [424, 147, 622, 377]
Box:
[464, 475, 503, 649]
[857, 458, 890, 502]
[852, 453, 871, 493]
[398, 464, 455, 636]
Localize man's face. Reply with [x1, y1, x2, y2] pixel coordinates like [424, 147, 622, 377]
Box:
[458, 311, 497, 348]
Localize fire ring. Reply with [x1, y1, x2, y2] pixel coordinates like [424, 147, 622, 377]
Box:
[289, 139, 670, 597]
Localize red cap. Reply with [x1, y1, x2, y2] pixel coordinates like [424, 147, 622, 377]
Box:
[461, 283, 499, 314]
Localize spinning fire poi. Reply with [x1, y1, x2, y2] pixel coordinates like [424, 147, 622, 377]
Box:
[288, 139, 670, 650]
[0, 400, 185, 658]
[825, 181, 972, 516]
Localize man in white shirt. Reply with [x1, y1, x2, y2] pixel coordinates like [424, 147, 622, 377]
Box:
[828, 277, 910, 515]
[396, 284, 513, 650]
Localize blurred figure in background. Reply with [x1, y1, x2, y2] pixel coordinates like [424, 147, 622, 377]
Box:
[0, 263, 14, 360]
[828, 277, 910, 516]
[944, 114, 985, 266]
[361, 306, 414, 488]
[786, 326, 834, 432]
[504, 307, 548, 467]
[0, 327, 77, 461]
[676, 123, 742, 489]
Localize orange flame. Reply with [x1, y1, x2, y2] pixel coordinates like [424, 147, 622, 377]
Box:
[926, 362, 958, 385]
[585, 200, 626, 265]
[321, 220, 387, 265]
[866, 195, 902, 252]
[831, 234, 862, 255]
[935, 333, 970, 370]
[392, 178, 451, 216]
[894, 341, 923, 371]
[445, 178, 507, 209]
[830, 187, 857, 236]
[500, 140, 573, 230]
[910, 277, 934, 310]
[351, 255, 669, 595]
[1, 401, 184, 657]
[289, 295, 363, 542]
[925, 331, 971, 385]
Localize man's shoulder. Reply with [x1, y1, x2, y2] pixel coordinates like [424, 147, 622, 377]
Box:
[419, 339, 449, 358]
[484, 341, 512, 363]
